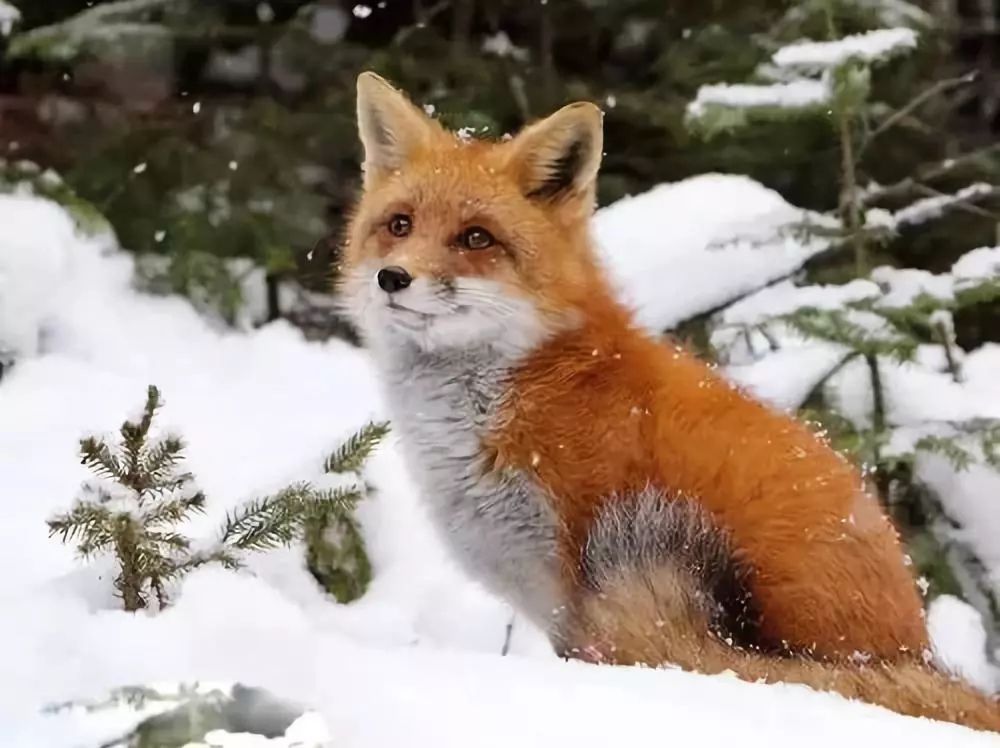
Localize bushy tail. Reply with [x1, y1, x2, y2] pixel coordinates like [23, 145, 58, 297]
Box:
[555, 489, 1000, 733]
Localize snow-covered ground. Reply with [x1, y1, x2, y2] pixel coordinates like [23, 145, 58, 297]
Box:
[1, 182, 999, 747]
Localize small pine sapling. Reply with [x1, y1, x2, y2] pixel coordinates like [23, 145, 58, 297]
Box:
[47, 385, 237, 611]
[49, 384, 391, 611]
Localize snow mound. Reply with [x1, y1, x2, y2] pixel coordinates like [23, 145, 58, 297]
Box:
[593, 174, 835, 331]
[928, 595, 1000, 695]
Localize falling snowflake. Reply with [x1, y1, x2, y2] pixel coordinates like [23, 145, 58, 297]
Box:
[256, 2, 274, 23]
[352, 4, 372, 18]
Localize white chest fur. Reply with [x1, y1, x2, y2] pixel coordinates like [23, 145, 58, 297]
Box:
[375, 341, 562, 628]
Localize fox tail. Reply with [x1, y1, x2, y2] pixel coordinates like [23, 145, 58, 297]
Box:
[553, 488, 1000, 734]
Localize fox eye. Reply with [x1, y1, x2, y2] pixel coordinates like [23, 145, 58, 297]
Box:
[388, 214, 412, 237]
[460, 226, 495, 251]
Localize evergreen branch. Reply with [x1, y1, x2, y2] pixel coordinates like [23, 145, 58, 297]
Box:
[906, 183, 1000, 223]
[144, 530, 192, 551]
[914, 434, 976, 471]
[860, 144, 1000, 207]
[780, 307, 917, 361]
[47, 503, 116, 551]
[142, 492, 206, 527]
[79, 437, 124, 481]
[955, 278, 1000, 307]
[118, 385, 164, 489]
[307, 486, 365, 519]
[218, 484, 316, 551]
[862, 70, 979, 149]
[140, 437, 186, 484]
[323, 421, 391, 474]
[174, 547, 242, 575]
[978, 424, 1000, 470]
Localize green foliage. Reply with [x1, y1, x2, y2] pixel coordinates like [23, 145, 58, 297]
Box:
[309, 421, 389, 602]
[49, 384, 387, 610]
[323, 420, 391, 474]
[47, 385, 235, 611]
[220, 483, 360, 553]
[780, 306, 918, 361]
[0, 159, 111, 235]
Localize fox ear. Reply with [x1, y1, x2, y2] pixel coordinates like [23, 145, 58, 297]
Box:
[507, 102, 603, 203]
[356, 71, 438, 187]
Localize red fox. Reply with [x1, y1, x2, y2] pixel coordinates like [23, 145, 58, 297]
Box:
[339, 71, 1000, 732]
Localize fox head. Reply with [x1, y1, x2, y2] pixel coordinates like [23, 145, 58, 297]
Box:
[339, 71, 607, 355]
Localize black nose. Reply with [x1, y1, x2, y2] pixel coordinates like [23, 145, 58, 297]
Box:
[377, 266, 412, 293]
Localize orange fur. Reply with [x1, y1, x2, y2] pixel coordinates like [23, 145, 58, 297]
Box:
[490, 297, 930, 660]
[342, 72, 1000, 733]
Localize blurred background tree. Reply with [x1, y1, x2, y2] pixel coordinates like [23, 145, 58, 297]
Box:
[2, 0, 994, 329]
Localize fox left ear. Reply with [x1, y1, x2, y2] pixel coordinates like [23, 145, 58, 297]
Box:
[356, 71, 440, 188]
[507, 102, 603, 205]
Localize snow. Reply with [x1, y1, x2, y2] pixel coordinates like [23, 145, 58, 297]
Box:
[869, 266, 955, 307]
[953, 246, 1000, 281]
[593, 174, 837, 331]
[725, 344, 848, 411]
[482, 31, 529, 62]
[720, 278, 882, 324]
[892, 183, 997, 228]
[687, 78, 830, 118]
[773, 28, 919, 71]
[303, 4, 348, 44]
[0, 0, 19, 37]
[928, 595, 1000, 695]
[2, 188, 1000, 746]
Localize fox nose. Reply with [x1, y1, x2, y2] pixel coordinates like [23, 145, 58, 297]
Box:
[377, 265, 412, 293]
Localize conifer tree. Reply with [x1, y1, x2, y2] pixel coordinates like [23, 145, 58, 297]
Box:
[685, 2, 1000, 641]
[47, 385, 235, 611]
[49, 384, 389, 610]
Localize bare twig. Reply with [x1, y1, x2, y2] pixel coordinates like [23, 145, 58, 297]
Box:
[862, 70, 979, 150]
[837, 111, 867, 277]
[860, 144, 1000, 206]
[501, 615, 515, 656]
[932, 319, 963, 383]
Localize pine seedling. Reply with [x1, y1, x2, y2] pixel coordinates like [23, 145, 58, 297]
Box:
[50, 385, 390, 609]
[221, 419, 390, 603]
[47, 385, 237, 611]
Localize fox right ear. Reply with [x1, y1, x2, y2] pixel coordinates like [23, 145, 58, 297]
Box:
[356, 71, 438, 188]
[506, 102, 604, 205]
